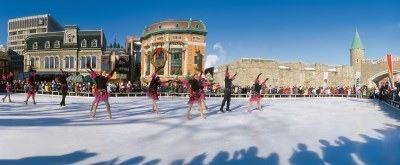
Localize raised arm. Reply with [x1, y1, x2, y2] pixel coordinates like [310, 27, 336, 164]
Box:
[231, 72, 237, 80]
[199, 71, 203, 80]
[60, 68, 66, 76]
[255, 73, 262, 82]
[86, 63, 95, 73]
[262, 77, 269, 87]
[225, 66, 229, 77]
[107, 65, 119, 79]
[87, 63, 97, 80]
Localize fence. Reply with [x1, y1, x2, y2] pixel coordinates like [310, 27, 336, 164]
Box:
[2, 89, 357, 99]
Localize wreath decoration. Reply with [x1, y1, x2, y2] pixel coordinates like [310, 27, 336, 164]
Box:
[150, 48, 168, 69]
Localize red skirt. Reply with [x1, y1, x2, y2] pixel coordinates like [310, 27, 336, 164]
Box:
[94, 89, 110, 102]
[27, 85, 35, 97]
[188, 90, 201, 104]
[199, 89, 206, 100]
[249, 92, 262, 102]
[147, 88, 159, 101]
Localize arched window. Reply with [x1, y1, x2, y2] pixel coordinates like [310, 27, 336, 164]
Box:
[91, 40, 97, 47]
[91, 56, 96, 68]
[81, 39, 87, 47]
[195, 24, 199, 29]
[55, 56, 59, 68]
[176, 24, 179, 28]
[81, 56, 86, 69]
[70, 57, 74, 68]
[33, 42, 38, 49]
[86, 56, 91, 68]
[54, 40, 60, 48]
[158, 25, 162, 29]
[45, 57, 50, 68]
[35, 57, 40, 69]
[50, 57, 55, 68]
[30, 57, 35, 67]
[45, 41, 50, 49]
[356, 58, 359, 63]
[65, 56, 70, 68]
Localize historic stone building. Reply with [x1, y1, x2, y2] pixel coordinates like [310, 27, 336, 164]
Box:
[8, 14, 63, 75]
[102, 47, 129, 81]
[214, 31, 400, 89]
[23, 25, 106, 78]
[0, 50, 9, 76]
[140, 19, 207, 81]
[125, 36, 142, 82]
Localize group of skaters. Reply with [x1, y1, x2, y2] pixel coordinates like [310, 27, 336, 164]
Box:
[1, 65, 270, 120]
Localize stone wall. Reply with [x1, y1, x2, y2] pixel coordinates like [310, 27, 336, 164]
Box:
[213, 59, 355, 88]
[361, 59, 400, 87]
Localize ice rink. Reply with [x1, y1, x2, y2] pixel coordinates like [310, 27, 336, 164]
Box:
[0, 93, 399, 165]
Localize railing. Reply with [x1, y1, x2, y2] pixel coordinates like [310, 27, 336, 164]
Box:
[1, 89, 357, 99]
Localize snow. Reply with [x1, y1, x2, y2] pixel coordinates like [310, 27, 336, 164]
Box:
[1, 94, 400, 165]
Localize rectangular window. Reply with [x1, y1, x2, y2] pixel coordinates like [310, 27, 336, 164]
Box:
[194, 56, 199, 65]
[146, 55, 150, 75]
[65, 57, 70, 68]
[156, 36, 164, 41]
[155, 53, 164, 75]
[171, 48, 182, 75]
[70, 57, 74, 68]
[172, 36, 181, 40]
[192, 36, 200, 40]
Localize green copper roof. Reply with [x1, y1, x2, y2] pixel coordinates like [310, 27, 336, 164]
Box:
[351, 31, 364, 49]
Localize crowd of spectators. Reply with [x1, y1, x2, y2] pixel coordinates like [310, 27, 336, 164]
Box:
[0, 79, 383, 99]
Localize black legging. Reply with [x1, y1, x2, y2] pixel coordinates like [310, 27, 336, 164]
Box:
[220, 90, 232, 111]
[60, 87, 68, 106]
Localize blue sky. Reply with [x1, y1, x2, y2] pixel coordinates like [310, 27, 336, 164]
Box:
[0, 0, 399, 66]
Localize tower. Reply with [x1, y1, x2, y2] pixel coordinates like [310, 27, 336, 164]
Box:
[350, 30, 364, 72]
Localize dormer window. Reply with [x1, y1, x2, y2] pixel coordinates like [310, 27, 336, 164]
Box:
[45, 41, 50, 49]
[176, 24, 179, 28]
[91, 39, 97, 47]
[195, 24, 199, 29]
[33, 42, 38, 49]
[81, 39, 87, 47]
[54, 40, 60, 48]
[158, 25, 162, 29]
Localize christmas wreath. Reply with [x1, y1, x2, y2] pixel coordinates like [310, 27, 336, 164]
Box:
[150, 48, 168, 69]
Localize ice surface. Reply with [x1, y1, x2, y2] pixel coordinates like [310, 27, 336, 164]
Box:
[0, 94, 399, 165]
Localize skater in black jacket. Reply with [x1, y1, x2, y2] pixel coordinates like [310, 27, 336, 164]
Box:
[219, 66, 237, 113]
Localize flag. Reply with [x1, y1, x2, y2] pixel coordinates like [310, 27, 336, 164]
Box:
[387, 54, 394, 90]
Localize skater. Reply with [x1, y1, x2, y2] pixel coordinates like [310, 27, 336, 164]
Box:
[219, 66, 237, 113]
[247, 73, 268, 112]
[198, 72, 210, 111]
[2, 72, 14, 102]
[24, 66, 37, 105]
[186, 74, 206, 120]
[87, 63, 117, 119]
[147, 67, 169, 114]
[55, 69, 68, 107]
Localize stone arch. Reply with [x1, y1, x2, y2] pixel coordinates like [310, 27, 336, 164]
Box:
[367, 70, 400, 88]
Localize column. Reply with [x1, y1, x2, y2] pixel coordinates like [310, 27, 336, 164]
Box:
[184, 45, 188, 75]
[143, 53, 147, 75]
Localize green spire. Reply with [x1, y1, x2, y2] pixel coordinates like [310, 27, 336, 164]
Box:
[351, 30, 364, 49]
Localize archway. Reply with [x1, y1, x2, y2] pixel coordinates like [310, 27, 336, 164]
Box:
[367, 70, 400, 88]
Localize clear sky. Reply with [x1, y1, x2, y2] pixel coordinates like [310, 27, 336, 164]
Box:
[0, 0, 399, 66]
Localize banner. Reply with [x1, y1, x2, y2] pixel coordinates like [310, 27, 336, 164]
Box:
[355, 72, 361, 90]
[387, 54, 394, 90]
[323, 72, 328, 89]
